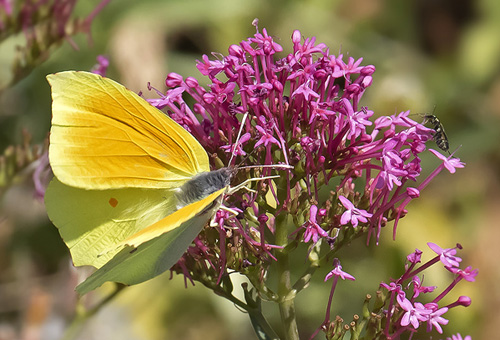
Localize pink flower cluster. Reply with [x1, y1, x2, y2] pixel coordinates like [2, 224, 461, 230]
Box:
[148, 27, 470, 337]
[149, 26, 465, 266]
[380, 243, 476, 338]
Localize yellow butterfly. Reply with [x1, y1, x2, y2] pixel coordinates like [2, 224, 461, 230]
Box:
[45, 71, 239, 293]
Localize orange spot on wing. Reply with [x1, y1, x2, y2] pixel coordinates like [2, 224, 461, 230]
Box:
[109, 198, 118, 207]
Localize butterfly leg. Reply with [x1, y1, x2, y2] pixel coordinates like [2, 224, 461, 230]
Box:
[209, 205, 241, 227]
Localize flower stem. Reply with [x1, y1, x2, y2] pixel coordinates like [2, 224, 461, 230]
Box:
[275, 213, 299, 340]
[62, 284, 125, 340]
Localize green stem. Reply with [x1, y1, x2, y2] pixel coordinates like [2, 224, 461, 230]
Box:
[201, 278, 280, 340]
[62, 284, 125, 340]
[275, 213, 299, 340]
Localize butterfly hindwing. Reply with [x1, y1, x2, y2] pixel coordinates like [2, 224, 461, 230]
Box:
[45, 177, 178, 268]
[75, 191, 224, 295]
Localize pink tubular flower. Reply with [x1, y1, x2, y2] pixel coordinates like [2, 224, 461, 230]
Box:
[406, 187, 420, 198]
[397, 294, 429, 329]
[255, 123, 280, 148]
[324, 259, 355, 281]
[220, 132, 250, 156]
[444, 334, 472, 340]
[449, 266, 478, 282]
[428, 243, 462, 269]
[91, 55, 109, 76]
[456, 295, 472, 307]
[33, 152, 51, 200]
[430, 149, 465, 174]
[380, 281, 401, 293]
[424, 304, 449, 334]
[339, 196, 373, 228]
[407, 248, 423, 264]
[303, 205, 329, 243]
[411, 276, 436, 298]
[446, 296, 472, 309]
[147, 87, 185, 109]
[376, 245, 475, 339]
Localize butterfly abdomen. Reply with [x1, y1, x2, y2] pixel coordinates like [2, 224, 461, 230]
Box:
[175, 168, 232, 208]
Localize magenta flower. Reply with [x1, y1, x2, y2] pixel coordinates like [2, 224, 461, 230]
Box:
[376, 245, 474, 339]
[456, 295, 472, 307]
[446, 295, 472, 309]
[254, 121, 280, 148]
[406, 187, 420, 198]
[339, 196, 373, 228]
[407, 248, 423, 264]
[220, 132, 250, 156]
[380, 281, 401, 293]
[424, 304, 449, 334]
[147, 87, 186, 111]
[449, 266, 479, 282]
[196, 54, 226, 77]
[324, 259, 355, 281]
[397, 294, 429, 329]
[340, 98, 373, 139]
[428, 243, 462, 269]
[33, 152, 51, 200]
[247, 27, 283, 54]
[430, 149, 465, 174]
[292, 83, 320, 101]
[444, 334, 472, 340]
[91, 55, 109, 76]
[303, 205, 329, 243]
[411, 276, 436, 298]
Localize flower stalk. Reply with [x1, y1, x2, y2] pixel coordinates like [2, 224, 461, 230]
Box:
[275, 212, 299, 340]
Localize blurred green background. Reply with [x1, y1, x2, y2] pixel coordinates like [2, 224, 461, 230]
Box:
[1, 0, 498, 339]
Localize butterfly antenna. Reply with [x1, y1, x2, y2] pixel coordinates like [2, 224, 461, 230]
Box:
[238, 164, 293, 171]
[235, 147, 259, 168]
[235, 119, 293, 172]
[228, 112, 249, 167]
[235, 117, 281, 167]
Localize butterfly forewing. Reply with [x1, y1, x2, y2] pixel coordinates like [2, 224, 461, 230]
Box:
[47, 71, 210, 190]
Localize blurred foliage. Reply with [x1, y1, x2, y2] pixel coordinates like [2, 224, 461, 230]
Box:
[1, 0, 499, 339]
